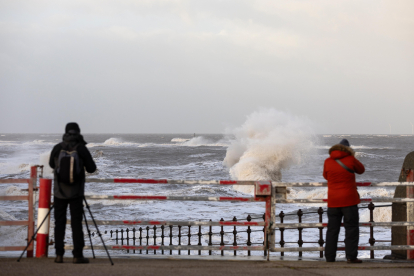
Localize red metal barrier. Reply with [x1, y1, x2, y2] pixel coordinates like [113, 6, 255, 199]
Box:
[0, 166, 38, 257]
[77, 178, 414, 258]
[35, 179, 52, 258]
[68, 181, 275, 254]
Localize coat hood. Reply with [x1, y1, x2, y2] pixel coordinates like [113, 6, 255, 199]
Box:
[62, 133, 87, 150]
[329, 144, 355, 158]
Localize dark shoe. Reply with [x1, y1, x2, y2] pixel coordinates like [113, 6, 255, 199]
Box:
[73, 257, 89, 264]
[54, 255, 63, 263]
[347, 258, 363, 263]
[326, 259, 335, 262]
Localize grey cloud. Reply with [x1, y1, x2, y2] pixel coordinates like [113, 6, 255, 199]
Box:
[0, 0, 413, 134]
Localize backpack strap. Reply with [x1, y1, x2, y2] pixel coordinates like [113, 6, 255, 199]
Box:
[335, 159, 355, 173]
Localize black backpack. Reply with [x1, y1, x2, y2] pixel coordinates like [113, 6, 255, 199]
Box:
[56, 144, 81, 185]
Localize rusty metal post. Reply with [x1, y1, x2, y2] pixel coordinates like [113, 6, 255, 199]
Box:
[178, 225, 182, 255]
[220, 218, 224, 256]
[279, 211, 285, 256]
[368, 202, 376, 259]
[233, 216, 237, 256]
[318, 207, 324, 258]
[208, 220, 212, 255]
[407, 169, 414, 259]
[247, 215, 251, 256]
[198, 225, 202, 255]
[297, 209, 303, 257]
[187, 225, 191, 255]
[153, 225, 157, 255]
[161, 225, 165, 255]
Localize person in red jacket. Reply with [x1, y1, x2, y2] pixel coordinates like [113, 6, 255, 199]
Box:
[323, 139, 365, 263]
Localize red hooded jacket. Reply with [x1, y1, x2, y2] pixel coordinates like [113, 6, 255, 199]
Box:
[323, 144, 365, 208]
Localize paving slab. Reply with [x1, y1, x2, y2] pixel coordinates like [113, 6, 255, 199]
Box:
[1, 257, 414, 276]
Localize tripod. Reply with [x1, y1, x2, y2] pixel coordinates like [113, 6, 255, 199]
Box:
[17, 198, 113, 265]
[17, 204, 55, 262]
[83, 197, 113, 265]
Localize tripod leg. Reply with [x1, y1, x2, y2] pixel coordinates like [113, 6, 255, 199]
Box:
[17, 205, 55, 262]
[83, 210, 95, 258]
[83, 197, 113, 265]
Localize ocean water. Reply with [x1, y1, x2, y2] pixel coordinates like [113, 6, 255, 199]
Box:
[0, 133, 413, 259]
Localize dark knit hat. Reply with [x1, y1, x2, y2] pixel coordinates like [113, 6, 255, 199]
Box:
[339, 139, 350, 147]
[65, 122, 81, 134]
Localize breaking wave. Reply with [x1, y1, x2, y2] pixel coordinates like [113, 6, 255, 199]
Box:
[103, 138, 137, 146]
[171, 138, 190, 143]
[88, 137, 228, 148]
[182, 137, 228, 147]
[223, 109, 318, 194]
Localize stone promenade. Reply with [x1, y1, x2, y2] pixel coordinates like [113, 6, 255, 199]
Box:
[1, 256, 414, 276]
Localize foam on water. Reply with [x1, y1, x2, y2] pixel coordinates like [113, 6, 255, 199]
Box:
[360, 206, 391, 223]
[22, 140, 54, 146]
[354, 152, 393, 159]
[0, 163, 30, 175]
[0, 185, 26, 196]
[171, 138, 190, 142]
[103, 138, 138, 146]
[183, 136, 228, 147]
[87, 137, 228, 148]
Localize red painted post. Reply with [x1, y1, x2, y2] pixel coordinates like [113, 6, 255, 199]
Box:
[407, 170, 414, 259]
[35, 179, 52, 258]
[253, 181, 274, 259]
[27, 166, 37, 258]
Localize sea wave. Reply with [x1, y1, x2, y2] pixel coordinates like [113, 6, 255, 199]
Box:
[0, 141, 19, 146]
[354, 152, 396, 159]
[87, 137, 228, 148]
[87, 138, 140, 147]
[171, 138, 190, 143]
[22, 140, 54, 146]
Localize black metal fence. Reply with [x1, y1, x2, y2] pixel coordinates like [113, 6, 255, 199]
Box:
[87, 203, 391, 258]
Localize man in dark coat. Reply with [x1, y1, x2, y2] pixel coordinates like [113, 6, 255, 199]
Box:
[323, 139, 365, 263]
[49, 123, 96, 263]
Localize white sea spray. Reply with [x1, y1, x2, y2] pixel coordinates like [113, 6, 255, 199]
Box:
[223, 109, 318, 194]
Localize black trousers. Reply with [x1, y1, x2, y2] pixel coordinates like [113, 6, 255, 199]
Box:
[54, 197, 84, 258]
[325, 205, 359, 261]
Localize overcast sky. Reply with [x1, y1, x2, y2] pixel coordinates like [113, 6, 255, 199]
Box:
[1, 0, 413, 134]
